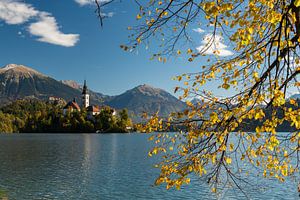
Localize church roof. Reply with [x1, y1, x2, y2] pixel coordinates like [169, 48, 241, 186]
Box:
[63, 100, 81, 111]
[87, 105, 100, 112]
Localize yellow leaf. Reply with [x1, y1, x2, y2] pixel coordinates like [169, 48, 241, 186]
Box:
[290, 99, 296, 104]
[241, 154, 245, 160]
[152, 147, 158, 155]
[148, 135, 154, 141]
[210, 112, 219, 123]
[295, 0, 300, 7]
[222, 83, 230, 90]
[136, 14, 142, 20]
[166, 184, 171, 190]
[186, 101, 193, 107]
[229, 143, 234, 151]
[185, 178, 190, 184]
[225, 157, 232, 164]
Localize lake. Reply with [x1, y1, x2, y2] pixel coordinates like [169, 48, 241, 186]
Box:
[0, 134, 298, 200]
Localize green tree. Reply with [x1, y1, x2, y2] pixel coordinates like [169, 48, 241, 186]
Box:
[117, 109, 132, 132]
[0, 112, 15, 133]
[0, 100, 132, 133]
[95, 107, 116, 132]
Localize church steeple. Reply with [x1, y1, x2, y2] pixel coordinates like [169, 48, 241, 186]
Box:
[82, 80, 89, 108]
[82, 80, 87, 95]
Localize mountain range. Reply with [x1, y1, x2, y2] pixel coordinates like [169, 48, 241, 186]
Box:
[2, 64, 298, 122]
[0, 64, 85, 104]
[0, 64, 186, 119]
[106, 84, 186, 117]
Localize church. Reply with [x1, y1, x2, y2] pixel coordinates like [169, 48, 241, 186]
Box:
[63, 80, 101, 117]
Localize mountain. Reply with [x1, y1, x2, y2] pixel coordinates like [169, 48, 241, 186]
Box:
[0, 64, 102, 105]
[61, 80, 81, 90]
[290, 94, 300, 100]
[61, 80, 186, 118]
[191, 97, 205, 106]
[105, 84, 186, 118]
[0, 64, 186, 120]
[61, 80, 110, 102]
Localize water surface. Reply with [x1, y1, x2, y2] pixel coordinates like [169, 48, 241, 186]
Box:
[0, 134, 298, 199]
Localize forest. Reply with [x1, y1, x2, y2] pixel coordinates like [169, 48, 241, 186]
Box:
[0, 100, 133, 133]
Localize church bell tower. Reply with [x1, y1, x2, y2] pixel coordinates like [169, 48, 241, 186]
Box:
[82, 80, 90, 108]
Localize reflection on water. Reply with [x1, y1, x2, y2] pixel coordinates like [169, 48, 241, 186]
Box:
[0, 134, 298, 200]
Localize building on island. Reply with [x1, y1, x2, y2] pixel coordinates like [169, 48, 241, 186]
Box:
[63, 98, 81, 115]
[87, 105, 101, 119]
[63, 80, 115, 118]
[81, 80, 101, 118]
[87, 105, 100, 115]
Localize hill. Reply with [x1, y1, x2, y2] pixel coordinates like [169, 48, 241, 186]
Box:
[105, 84, 186, 118]
[0, 64, 102, 105]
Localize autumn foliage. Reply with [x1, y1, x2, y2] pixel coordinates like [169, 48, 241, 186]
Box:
[124, 0, 300, 193]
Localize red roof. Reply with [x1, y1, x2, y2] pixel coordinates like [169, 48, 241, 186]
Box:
[63, 101, 81, 111]
[87, 105, 100, 112]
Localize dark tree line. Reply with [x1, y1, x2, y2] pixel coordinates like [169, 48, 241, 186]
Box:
[0, 100, 132, 133]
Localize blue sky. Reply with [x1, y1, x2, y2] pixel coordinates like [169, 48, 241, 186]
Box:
[0, 0, 234, 96]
